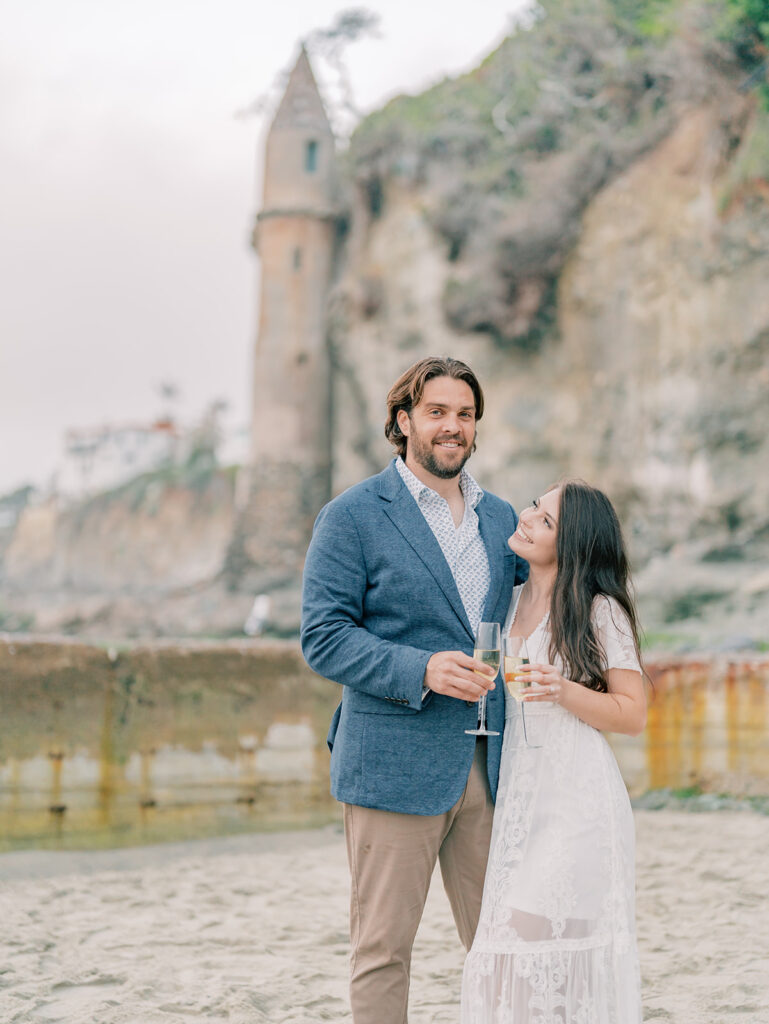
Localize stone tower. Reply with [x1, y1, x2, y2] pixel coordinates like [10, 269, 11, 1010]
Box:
[239, 47, 337, 588]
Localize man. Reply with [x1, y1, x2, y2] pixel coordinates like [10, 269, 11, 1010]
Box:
[301, 356, 528, 1023]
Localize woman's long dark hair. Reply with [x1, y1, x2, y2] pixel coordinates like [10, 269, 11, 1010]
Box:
[548, 480, 642, 692]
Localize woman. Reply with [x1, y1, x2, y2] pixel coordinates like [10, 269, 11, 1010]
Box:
[461, 480, 646, 1024]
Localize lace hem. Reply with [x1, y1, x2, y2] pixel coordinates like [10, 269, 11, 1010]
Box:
[462, 946, 642, 1024]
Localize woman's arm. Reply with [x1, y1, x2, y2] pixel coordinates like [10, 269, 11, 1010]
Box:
[518, 663, 647, 736]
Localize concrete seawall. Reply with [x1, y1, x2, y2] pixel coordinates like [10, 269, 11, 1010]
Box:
[1, 637, 767, 850]
[617, 658, 769, 798]
[0, 636, 339, 850]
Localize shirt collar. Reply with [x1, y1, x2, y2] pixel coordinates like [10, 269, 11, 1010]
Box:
[395, 456, 484, 510]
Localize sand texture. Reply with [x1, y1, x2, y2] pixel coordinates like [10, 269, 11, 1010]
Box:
[1, 811, 767, 1023]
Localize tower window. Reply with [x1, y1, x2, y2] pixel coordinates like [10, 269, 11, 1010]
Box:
[293, 247, 302, 270]
[366, 177, 384, 219]
[305, 140, 318, 173]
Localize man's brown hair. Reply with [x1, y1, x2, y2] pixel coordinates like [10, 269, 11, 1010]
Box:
[384, 356, 485, 458]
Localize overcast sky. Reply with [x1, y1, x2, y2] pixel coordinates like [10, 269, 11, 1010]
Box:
[0, 0, 526, 495]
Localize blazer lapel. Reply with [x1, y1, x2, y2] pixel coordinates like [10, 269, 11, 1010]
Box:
[378, 464, 475, 641]
[478, 498, 505, 624]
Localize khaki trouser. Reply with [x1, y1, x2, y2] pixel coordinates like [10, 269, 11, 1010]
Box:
[343, 739, 494, 1024]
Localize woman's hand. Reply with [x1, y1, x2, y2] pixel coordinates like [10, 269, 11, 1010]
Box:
[516, 663, 567, 703]
[515, 664, 647, 734]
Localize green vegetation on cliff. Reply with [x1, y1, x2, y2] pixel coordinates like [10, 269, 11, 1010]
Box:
[348, 0, 769, 348]
[721, 0, 769, 100]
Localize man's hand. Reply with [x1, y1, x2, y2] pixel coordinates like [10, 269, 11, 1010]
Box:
[424, 651, 497, 701]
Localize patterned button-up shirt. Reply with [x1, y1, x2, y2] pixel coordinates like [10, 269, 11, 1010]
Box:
[396, 456, 491, 636]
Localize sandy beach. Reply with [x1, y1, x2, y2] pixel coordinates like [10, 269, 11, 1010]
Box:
[1, 810, 767, 1024]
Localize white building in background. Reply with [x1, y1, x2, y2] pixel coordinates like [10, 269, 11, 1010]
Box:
[55, 413, 252, 503]
[57, 419, 180, 500]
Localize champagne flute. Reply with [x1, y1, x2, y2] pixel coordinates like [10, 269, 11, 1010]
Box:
[503, 636, 541, 749]
[465, 622, 501, 737]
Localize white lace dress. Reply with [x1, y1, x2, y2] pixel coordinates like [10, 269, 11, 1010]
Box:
[461, 587, 643, 1024]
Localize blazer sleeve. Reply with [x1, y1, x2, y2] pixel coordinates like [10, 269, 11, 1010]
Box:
[300, 500, 432, 710]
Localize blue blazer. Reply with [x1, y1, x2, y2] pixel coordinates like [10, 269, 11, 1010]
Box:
[300, 460, 528, 815]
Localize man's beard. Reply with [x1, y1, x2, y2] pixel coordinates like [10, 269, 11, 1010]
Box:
[407, 427, 474, 479]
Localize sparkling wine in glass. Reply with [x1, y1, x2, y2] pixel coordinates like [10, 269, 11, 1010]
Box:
[465, 622, 501, 737]
[503, 636, 541, 748]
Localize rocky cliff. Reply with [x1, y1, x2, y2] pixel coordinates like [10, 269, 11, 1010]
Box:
[0, 465, 253, 637]
[3, 0, 768, 645]
[329, 0, 769, 644]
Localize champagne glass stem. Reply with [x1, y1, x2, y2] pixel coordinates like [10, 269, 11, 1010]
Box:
[521, 701, 532, 746]
[519, 692, 541, 748]
[478, 692, 487, 730]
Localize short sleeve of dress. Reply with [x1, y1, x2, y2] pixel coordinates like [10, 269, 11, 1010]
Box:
[591, 595, 642, 674]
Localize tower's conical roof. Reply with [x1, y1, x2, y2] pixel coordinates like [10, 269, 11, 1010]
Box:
[270, 46, 333, 136]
